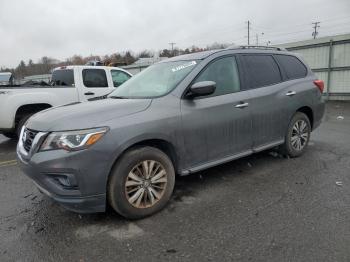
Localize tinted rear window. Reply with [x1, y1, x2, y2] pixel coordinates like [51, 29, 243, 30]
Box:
[275, 55, 307, 79]
[51, 69, 74, 86]
[243, 55, 282, 89]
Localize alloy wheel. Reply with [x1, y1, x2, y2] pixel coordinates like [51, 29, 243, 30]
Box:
[125, 160, 167, 208]
[290, 119, 309, 151]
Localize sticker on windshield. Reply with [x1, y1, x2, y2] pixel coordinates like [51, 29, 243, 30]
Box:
[171, 61, 197, 72]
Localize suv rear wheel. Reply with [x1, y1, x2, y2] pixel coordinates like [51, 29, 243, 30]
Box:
[280, 112, 311, 157]
[108, 146, 175, 219]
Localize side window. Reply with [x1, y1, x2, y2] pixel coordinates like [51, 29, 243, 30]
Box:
[111, 70, 131, 87]
[51, 69, 75, 87]
[82, 69, 108, 88]
[243, 55, 282, 89]
[275, 55, 307, 80]
[194, 56, 240, 97]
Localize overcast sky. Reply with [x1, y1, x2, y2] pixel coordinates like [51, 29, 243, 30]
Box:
[1, 0, 350, 68]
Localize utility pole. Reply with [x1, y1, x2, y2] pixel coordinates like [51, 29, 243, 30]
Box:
[256, 32, 264, 45]
[312, 22, 320, 39]
[169, 42, 176, 56]
[247, 20, 250, 45]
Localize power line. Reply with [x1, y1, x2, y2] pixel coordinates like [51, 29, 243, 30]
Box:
[251, 25, 349, 45]
[258, 20, 350, 37]
[253, 15, 350, 34]
[181, 26, 246, 42]
[184, 18, 350, 47]
[176, 19, 350, 51]
[320, 15, 350, 23]
[319, 22, 350, 31]
[182, 17, 350, 45]
[258, 22, 350, 44]
[265, 29, 311, 37]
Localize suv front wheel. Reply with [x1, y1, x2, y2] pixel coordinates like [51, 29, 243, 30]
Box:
[108, 146, 175, 219]
[280, 112, 311, 158]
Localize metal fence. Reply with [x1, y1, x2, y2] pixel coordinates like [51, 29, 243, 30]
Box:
[281, 33, 350, 100]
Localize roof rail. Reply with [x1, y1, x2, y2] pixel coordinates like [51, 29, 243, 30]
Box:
[226, 45, 287, 51]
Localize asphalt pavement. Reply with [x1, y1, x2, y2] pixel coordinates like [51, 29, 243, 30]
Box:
[0, 101, 349, 262]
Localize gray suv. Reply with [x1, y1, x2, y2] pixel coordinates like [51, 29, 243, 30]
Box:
[17, 46, 325, 219]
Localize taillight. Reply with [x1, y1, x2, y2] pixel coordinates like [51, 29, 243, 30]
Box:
[313, 80, 324, 93]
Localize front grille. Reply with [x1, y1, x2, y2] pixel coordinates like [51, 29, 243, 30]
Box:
[22, 128, 39, 152]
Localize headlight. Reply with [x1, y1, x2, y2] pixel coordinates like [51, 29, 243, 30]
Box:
[40, 127, 108, 152]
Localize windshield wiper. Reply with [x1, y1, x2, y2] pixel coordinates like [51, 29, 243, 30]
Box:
[109, 96, 127, 99]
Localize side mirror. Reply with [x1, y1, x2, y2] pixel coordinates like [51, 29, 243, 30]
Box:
[187, 81, 216, 98]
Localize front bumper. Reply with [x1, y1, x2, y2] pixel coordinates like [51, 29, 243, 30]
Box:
[33, 180, 105, 213]
[16, 129, 111, 213]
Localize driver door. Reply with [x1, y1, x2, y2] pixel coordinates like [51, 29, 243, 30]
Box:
[180, 56, 253, 170]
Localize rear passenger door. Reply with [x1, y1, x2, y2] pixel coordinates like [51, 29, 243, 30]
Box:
[81, 68, 114, 100]
[240, 54, 290, 149]
[181, 56, 253, 168]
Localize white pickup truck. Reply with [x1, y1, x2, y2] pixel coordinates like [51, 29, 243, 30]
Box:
[0, 65, 132, 138]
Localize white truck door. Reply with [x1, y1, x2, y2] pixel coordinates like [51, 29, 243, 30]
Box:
[51, 68, 81, 103]
[80, 68, 115, 101]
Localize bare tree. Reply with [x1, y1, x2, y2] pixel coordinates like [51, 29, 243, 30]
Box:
[138, 50, 153, 58]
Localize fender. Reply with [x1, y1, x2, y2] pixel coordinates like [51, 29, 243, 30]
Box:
[0, 89, 78, 129]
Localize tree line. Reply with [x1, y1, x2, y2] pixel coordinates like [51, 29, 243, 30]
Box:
[1, 42, 230, 79]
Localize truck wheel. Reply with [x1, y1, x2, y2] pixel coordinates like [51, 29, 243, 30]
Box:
[280, 112, 311, 158]
[108, 146, 175, 219]
[15, 114, 32, 138]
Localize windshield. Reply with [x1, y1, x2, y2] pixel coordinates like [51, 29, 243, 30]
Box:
[109, 60, 198, 98]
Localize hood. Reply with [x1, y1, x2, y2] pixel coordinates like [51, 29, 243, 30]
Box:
[27, 98, 152, 131]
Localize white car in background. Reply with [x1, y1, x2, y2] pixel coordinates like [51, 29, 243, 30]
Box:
[0, 65, 132, 138]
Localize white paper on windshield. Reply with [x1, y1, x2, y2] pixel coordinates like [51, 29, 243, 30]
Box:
[171, 61, 197, 72]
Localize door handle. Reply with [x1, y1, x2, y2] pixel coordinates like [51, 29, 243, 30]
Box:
[235, 102, 249, 109]
[84, 92, 95, 95]
[286, 91, 296, 96]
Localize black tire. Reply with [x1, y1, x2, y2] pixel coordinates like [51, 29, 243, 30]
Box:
[2, 132, 17, 139]
[15, 114, 32, 138]
[108, 146, 175, 219]
[279, 112, 311, 158]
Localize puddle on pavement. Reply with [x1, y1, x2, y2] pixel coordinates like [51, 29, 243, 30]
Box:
[75, 223, 144, 240]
